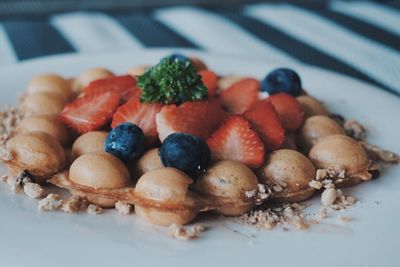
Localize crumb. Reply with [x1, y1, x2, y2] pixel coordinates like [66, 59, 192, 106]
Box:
[0, 174, 8, 182]
[337, 215, 352, 222]
[245, 184, 272, 205]
[316, 169, 328, 181]
[0, 106, 24, 143]
[241, 203, 309, 230]
[321, 188, 337, 206]
[374, 201, 381, 205]
[167, 223, 206, 240]
[87, 204, 102, 215]
[61, 196, 87, 213]
[0, 146, 13, 161]
[344, 119, 366, 140]
[7, 176, 22, 193]
[360, 141, 399, 163]
[309, 180, 322, 189]
[115, 201, 132, 215]
[23, 182, 45, 199]
[319, 207, 328, 219]
[38, 194, 61, 211]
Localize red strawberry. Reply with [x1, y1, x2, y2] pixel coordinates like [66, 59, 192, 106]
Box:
[219, 78, 260, 114]
[60, 91, 120, 134]
[199, 70, 218, 97]
[112, 95, 163, 143]
[156, 100, 227, 142]
[207, 116, 265, 168]
[268, 93, 304, 131]
[83, 75, 137, 103]
[244, 100, 285, 152]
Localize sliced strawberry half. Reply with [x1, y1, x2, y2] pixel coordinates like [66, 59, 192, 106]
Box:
[207, 116, 265, 168]
[219, 78, 260, 114]
[199, 70, 218, 97]
[82, 75, 137, 103]
[112, 95, 163, 144]
[268, 93, 304, 132]
[60, 90, 120, 134]
[156, 99, 227, 142]
[244, 100, 285, 152]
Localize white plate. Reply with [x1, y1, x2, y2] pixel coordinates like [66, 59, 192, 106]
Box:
[0, 49, 399, 267]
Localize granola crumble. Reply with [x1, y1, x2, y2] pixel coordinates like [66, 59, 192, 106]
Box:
[23, 182, 45, 199]
[321, 188, 337, 206]
[87, 204, 102, 215]
[240, 203, 309, 230]
[7, 176, 23, 193]
[0, 106, 24, 143]
[343, 119, 366, 140]
[167, 223, 206, 240]
[0, 174, 7, 182]
[309, 180, 323, 190]
[115, 201, 132, 215]
[360, 141, 399, 163]
[38, 193, 62, 211]
[245, 184, 272, 205]
[61, 195, 88, 213]
[0, 146, 13, 161]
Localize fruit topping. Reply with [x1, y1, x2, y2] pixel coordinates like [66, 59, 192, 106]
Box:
[112, 93, 163, 144]
[268, 93, 304, 131]
[105, 122, 146, 162]
[159, 133, 211, 176]
[219, 78, 259, 114]
[244, 100, 285, 152]
[199, 70, 218, 97]
[207, 116, 265, 168]
[60, 90, 120, 134]
[82, 75, 137, 103]
[261, 68, 302, 96]
[156, 99, 227, 142]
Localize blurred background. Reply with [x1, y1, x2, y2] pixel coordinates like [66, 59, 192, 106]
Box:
[0, 0, 399, 95]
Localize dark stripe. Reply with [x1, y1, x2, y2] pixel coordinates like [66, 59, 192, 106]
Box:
[1, 19, 74, 60]
[295, 5, 400, 52]
[114, 14, 198, 48]
[221, 13, 399, 97]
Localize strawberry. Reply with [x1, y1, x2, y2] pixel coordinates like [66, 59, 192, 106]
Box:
[82, 75, 137, 103]
[156, 99, 227, 142]
[268, 93, 304, 131]
[219, 78, 260, 114]
[244, 100, 285, 152]
[207, 116, 265, 168]
[112, 95, 163, 144]
[199, 70, 218, 97]
[60, 91, 120, 134]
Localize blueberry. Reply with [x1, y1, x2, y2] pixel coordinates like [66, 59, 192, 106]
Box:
[166, 53, 190, 64]
[159, 133, 211, 177]
[105, 122, 146, 162]
[260, 68, 302, 96]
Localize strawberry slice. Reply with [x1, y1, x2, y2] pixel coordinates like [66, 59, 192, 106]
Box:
[219, 78, 260, 114]
[156, 99, 227, 142]
[199, 70, 218, 97]
[82, 75, 137, 103]
[268, 93, 304, 132]
[244, 100, 285, 152]
[207, 116, 265, 168]
[112, 94, 163, 144]
[60, 91, 120, 134]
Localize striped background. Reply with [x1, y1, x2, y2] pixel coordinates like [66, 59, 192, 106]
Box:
[0, 1, 399, 96]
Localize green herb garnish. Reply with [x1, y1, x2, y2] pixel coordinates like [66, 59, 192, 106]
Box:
[138, 58, 207, 104]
